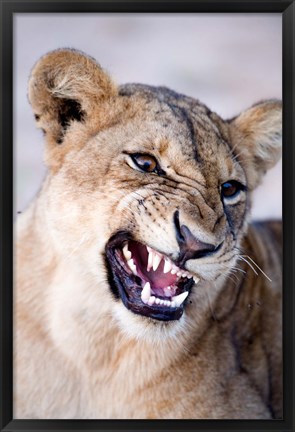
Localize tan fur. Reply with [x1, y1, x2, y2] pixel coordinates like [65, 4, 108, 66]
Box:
[15, 49, 282, 419]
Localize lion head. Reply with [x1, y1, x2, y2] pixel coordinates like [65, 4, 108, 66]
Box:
[28, 49, 281, 341]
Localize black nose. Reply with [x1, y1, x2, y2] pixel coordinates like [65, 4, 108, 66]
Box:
[173, 210, 221, 266]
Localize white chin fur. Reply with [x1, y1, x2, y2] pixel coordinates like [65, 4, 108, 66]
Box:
[112, 302, 187, 345]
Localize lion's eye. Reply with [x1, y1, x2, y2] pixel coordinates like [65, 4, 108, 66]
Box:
[130, 154, 158, 173]
[221, 181, 244, 199]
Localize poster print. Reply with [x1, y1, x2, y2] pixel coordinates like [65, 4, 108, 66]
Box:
[2, 4, 292, 431]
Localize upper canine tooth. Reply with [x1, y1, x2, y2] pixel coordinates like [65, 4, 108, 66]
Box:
[141, 282, 151, 304]
[152, 253, 162, 271]
[123, 244, 132, 261]
[193, 276, 200, 284]
[163, 259, 172, 274]
[172, 291, 189, 307]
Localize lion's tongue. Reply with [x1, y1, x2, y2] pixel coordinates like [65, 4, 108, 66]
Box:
[128, 241, 177, 290]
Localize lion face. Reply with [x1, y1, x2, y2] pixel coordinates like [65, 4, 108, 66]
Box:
[28, 49, 281, 339]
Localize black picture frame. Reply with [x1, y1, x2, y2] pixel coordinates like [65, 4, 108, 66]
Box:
[0, 1, 294, 431]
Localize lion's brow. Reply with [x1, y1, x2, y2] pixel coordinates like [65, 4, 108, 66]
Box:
[118, 83, 202, 162]
[165, 103, 199, 163]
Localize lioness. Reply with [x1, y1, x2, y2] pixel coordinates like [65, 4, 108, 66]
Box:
[15, 49, 282, 419]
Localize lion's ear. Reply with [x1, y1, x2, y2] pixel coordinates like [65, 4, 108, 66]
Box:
[229, 100, 282, 189]
[28, 49, 117, 148]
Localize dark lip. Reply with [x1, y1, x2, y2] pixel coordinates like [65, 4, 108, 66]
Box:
[105, 231, 194, 321]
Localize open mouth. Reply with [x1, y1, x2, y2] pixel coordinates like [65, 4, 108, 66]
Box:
[105, 232, 199, 321]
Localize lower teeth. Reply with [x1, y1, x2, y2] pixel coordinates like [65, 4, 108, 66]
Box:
[140, 281, 189, 308]
[147, 297, 173, 307]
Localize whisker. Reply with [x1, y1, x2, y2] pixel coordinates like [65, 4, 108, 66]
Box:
[230, 266, 247, 275]
[241, 254, 272, 282]
[227, 270, 241, 284]
[237, 255, 258, 276]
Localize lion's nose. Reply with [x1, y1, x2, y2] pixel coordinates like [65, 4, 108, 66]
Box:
[173, 210, 222, 266]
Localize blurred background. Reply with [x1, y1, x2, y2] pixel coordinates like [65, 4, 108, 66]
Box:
[14, 13, 282, 220]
